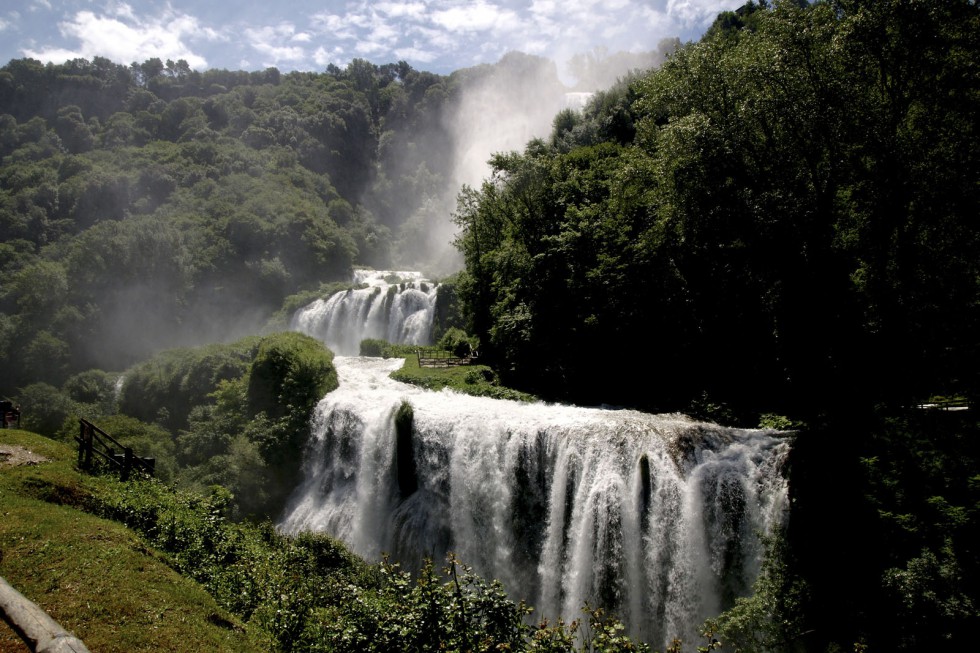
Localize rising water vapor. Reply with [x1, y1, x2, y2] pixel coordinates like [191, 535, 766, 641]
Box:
[389, 45, 679, 275]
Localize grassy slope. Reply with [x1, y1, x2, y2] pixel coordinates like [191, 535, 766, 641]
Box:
[390, 352, 539, 402]
[0, 430, 265, 653]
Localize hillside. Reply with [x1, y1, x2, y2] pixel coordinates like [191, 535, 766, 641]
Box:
[0, 429, 261, 652]
[0, 51, 569, 395]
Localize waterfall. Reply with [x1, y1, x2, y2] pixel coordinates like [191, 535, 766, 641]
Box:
[279, 356, 790, 649]
[290, 270, 438, 355]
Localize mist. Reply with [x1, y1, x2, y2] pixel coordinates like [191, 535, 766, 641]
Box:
[387, 46, 677, 278]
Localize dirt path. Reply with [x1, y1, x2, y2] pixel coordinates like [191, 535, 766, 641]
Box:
[0, 444, 49, 468]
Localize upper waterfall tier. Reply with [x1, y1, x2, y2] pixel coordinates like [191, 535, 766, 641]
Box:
[290, 270, 438, 355]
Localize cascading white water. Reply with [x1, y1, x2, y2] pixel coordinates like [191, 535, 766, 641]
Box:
[290, 270, 438, 355]
[279, 356, 790, 649]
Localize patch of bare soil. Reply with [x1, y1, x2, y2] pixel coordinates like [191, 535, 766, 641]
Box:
[0, 445, 50, 468]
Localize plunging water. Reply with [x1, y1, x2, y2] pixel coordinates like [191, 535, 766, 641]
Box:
[290, 269, 438, 355]
[279, 355, 790, 649]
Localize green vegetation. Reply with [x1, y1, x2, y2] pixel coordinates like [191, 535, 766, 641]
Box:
[386, 345, 538, 402]
[447, 2, 980, 651]
[1, 429, 650, 652]
[10, 331, 336, 520]
[453, 0, 979, 421]
[0, 430, 260, 652]
[0, 53, 566, 396]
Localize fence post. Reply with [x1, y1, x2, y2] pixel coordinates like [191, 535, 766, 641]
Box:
[77, 422, 93, 470]
[122, 447, 133, 482]
[77, 422, 84, 468]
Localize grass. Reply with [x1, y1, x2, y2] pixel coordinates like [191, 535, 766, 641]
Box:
[389, 351, 539, 402]
[0, 429, 264, 652]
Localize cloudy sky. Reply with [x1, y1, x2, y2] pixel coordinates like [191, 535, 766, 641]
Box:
[1, 0, 742, 80]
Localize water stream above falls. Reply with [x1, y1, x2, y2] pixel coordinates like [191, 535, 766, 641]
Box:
[278, 352, 790, 649]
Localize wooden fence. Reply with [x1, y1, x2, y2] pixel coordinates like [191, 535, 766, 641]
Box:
[416, 348, 478, 368]
[915, 399, 972, 411]
[75, 418, 155, 480]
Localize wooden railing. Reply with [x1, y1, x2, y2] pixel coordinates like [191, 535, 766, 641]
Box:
[416, 348, 479, 368]
[76, 418, 155, 480]
[915, 399, 972, 411]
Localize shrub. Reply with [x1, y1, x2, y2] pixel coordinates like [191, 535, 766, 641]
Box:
[62, 369, 121, 406]
[118, 339, 259, 432]
[13, 382, 76, 438]
[438, 327, 479, 358]
[360, 338, 389, 357]
[246, 331, 337, 424]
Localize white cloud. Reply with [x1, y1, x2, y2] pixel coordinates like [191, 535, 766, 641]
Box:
[312, 44, 354, 68]
[375, 1, 429, 20]
[23, 6, 214, 68]
[394, 44, 438, 63]
[244, 24, 309, 65]
[5, 0, 738, 78]
[366, 15, 400, 45]
[667, 0, 743, 27]
[431, 2, 522, 34]
[310, 12, 360, 41]
[108, 2, 136, 22]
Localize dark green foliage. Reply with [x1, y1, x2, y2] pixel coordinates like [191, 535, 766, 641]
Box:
[12, 382, 76, 437]
[359, 338, 392, 357]
[104, 332, 336, 518]
[245, 331, 337, 424]
[359, 338, 419, 358]
[119, 338, 260, 432]
[62, 368, 119, 405]
[394, 401, 417, 497]
[437, 327, 479, 358]
[85, 472, 649, 653]
[240, 332, 337, 514]
[430, 275, 467, 341]
[786, 409, 979, 652]
[88, 413, 178, 482]
[701, 530, 809, 652]
[454, 0, 980, 420]
[0, 56, 468, 396]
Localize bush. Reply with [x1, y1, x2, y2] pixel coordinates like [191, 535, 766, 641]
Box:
[246, 332, 337, 424]
[86, 473, 649, 653]
[118, 339, 260, 432]
[62, 369, 121, 407]
[13, 382, 76, 438]
[437, 327, 479, 358]
[90, 414, 178, 482]
[360, 338, 389, 357]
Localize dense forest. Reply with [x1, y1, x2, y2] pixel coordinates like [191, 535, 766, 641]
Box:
[1, 0, 978, 651]
[0, 47, 593, 393]
[452, 0, 978, 420]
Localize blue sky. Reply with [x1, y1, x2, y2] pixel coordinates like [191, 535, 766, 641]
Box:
[0, 0, 742, 79]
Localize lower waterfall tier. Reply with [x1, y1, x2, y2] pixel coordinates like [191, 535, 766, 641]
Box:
[279, 356, 790, 649]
